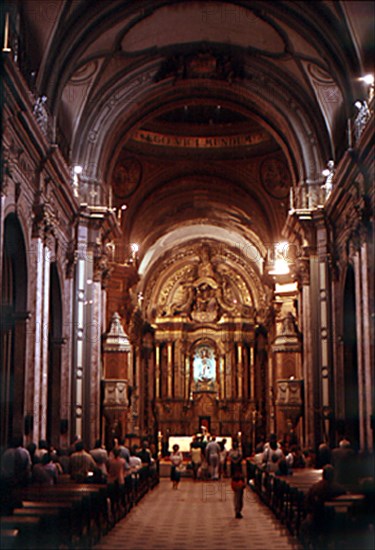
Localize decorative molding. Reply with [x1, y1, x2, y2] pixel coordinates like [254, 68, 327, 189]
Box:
[32, 190, 58, 239]
[154, 49, 244, 84]
[102, 379, 129, 408]
[276, 378, 303, 427]
[272, 312, 301, 352]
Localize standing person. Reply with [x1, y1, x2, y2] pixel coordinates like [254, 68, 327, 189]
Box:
[137, 440, 152, 465]
[34, 439, 49, 462]
[106, 447, 127, 521]
[1, 436, 32, 487]
[90, 439, 108, 481]
[316, 442, 332, 469]
[32, 453, 58, 485]
[129, 445, 142, 472]
[262, 440, 283, 472]
[170, 444, 183, 489]
[69, 441, 96, 482]
[300, 464, 345, 548]
[331, 438, 356, 486]
[218, 438, 228, 478]
[118, 437, 131, 463]
[228, 440, 243, 477]
[190, 436, 202, 481]
[231, 469, 246, 518]
[205, 436, 221, 480]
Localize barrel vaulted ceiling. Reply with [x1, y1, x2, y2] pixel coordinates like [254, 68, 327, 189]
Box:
[19, 0, 374, 275]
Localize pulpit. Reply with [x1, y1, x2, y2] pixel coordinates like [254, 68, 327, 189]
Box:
[276, 378, 303, 429]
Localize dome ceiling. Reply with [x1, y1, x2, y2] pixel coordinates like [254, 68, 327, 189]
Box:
[20, 0, 372, 275]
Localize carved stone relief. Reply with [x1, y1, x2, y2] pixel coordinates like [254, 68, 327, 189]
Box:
[151, 243, 256, 322]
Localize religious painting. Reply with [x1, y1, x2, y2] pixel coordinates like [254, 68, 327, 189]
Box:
[260, 157, 291, 199]
[112, 156, 142, 198]
[193, 344, 216, 384]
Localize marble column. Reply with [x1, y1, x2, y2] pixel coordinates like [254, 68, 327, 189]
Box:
[32, 238, 51, 442]
[185, 355, 190, 399]
[155, 343, 161, 399]
[225, 342, 232, 399]
[88, 278, 102, 445]
[360, 241, 374, 451]
[301, 275, 315, 449]
[135, 346, 141, 433]
[318, 259, 330, 443]
[174, 340, 180, 398]
[219, 355, 225, 399]
[249, 346, 255, 400]
[73, 251, 87, 440]
[237, 342, 243, 399]
[167, 341, 173, 398]
[353, 252, 366, 451]
[60, 276, 74, 447]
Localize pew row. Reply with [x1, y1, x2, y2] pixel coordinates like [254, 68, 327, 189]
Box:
[1, 465, 159, 548]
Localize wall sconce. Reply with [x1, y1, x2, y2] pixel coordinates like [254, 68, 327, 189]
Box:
[72, 165, 82, 198]
[359, 74, 374, 102]
[129, 243, 139, 264]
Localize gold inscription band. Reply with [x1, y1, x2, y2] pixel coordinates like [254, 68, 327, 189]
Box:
[132, 129, 270, 148]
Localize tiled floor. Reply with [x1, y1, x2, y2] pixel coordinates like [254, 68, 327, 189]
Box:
[96, 478, 302, 550]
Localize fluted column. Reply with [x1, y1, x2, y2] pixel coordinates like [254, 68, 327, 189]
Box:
[220, 355, 225, 399]
[174, 340, 181, 398]
[167, 341, 173, 398]
[155, 343, 161, 399]
[353, 252, 365, 450]
[360, 240, 373, 451]
[185, 355, 190, 399]
[225, 342, 232, 398]
[237, 342, 243, 398]
[249, 346, 255, 399]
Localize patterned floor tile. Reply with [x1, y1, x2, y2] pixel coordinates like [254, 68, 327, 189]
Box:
[95, 479, 302, 550]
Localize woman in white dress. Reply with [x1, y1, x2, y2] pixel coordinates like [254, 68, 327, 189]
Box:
[170, 444, 184, 489]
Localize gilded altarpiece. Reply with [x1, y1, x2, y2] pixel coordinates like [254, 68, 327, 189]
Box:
[139, 242, 271, 440]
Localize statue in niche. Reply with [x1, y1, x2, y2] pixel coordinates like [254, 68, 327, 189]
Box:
[197, 245, 215, 278]
[193, 345, 216, 386]
[194, 283, 218, 313]
[281, 312, 298, 335]
[163, 244, 249, 321]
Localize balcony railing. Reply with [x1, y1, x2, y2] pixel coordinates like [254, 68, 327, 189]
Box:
[290, 183, 327, 211]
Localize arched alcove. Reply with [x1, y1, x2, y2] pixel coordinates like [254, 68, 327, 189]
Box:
[0, 214, 28, 446]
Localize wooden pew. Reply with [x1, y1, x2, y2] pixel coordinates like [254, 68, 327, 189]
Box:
[0, 517, 41, 548]
[13, 508, 70, 548]
[7, 461, 160, 546]
[0, 529, 19, 550]
[13, 484, 107, 545]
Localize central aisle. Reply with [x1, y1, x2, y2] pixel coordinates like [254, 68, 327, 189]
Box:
[96, 478, 302, 550]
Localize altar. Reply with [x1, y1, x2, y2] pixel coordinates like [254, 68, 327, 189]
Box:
[141, 243, 259, 439]
[167, 435, 233, 453]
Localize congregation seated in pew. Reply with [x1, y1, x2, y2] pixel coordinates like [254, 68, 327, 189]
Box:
[299, 465, 346, 548]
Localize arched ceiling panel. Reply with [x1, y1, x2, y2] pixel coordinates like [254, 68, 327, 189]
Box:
[138, 225, 266, 281]
[18, 0, 369, 288]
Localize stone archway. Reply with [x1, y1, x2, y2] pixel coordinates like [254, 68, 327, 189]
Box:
[0, 214, 28, 446]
